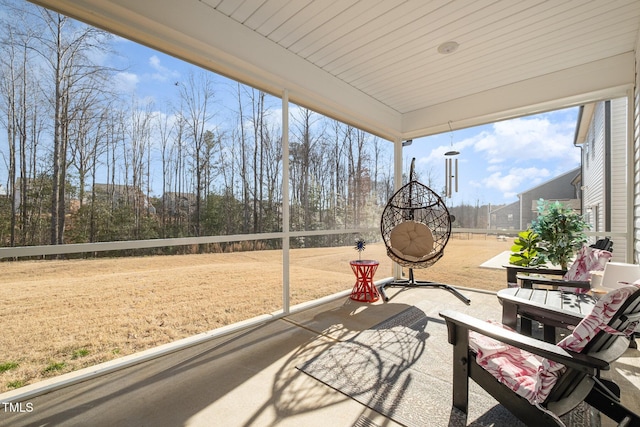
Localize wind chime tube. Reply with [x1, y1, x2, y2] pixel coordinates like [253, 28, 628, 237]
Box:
[448, 158, 453, 197]
[455, 158, 458, 193]
[444, 158, 448, 197]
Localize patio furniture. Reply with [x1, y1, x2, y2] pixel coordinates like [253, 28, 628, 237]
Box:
[497, 287, 597, 342]
[598, 262, 640, 289]
[505, 265, 566, 288]
[513, 244, 613, 292]
[379, 158, 470, 305]
[501, 244, 614, 345]
[504, 238, 613, 287]
[349, 259, 380, 302]
[440, 284, 640, 426]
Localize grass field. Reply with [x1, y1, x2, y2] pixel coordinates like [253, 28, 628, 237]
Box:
[0, 234, 512, 393]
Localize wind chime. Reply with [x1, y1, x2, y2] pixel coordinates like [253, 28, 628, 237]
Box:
[444, 121, 459, 198]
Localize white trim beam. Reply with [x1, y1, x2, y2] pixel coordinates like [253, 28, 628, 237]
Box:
[402, 53, 636, 138]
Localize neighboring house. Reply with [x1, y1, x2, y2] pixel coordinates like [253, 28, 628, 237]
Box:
[92, 183, 130, 206]
[575, 97, 629, 262]
[518, 167, 581, 230]
[14, 177, 72, 212]
[162, 192, 197, 217]
[92, 184, 156, 215]
[489, 168, 581, 231]
[490, 201, 519, 230]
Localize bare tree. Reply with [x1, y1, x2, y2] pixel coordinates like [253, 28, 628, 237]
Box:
[290, 107, 322, 230]
[86, 106, 118, 242]
[25, 7, 115, 245]
[0, 21, 20, 246]
[261, 118, 282, 232]
[68, 87, 113, 209]
[155, 105, 174, 235]
[177, 71, 215, 237]
[251, 89, 264, 234]
[235, 83, 250, 233]
[344, 127, 371, 227]
[327, 120, 347, 229]
[126, 96, 154, 234]
[170, 110, 188, 231]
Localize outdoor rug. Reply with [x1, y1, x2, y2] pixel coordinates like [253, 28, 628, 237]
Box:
[297, 305, 600, 427]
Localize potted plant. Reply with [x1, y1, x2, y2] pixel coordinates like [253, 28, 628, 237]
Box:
[509, 229, 543, 267]
[531, 199, 589, 270]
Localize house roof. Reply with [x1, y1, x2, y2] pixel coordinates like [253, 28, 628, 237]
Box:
[28, 0, 640, 141]
[490, 201, 519, 214]
[517, 167, 581, 197]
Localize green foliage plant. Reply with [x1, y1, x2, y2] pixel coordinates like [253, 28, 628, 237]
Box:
[7, 380, 24, 389]
[0, 361, 19, 373]
[43, 361, 66, 374]
[71, 348, 90, 359]
[532, 199, 589, 270]
[509, 229, 542, 267]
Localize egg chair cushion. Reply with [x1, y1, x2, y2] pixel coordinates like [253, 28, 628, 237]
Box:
[389, 220, 434, 261]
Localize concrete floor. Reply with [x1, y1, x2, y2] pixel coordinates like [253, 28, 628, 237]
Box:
[1, 286, 639, 427]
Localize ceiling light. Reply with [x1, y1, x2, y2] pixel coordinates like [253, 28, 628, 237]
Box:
[438, 41, 459, 54]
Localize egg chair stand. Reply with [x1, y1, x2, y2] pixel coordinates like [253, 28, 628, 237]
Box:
[378, 158, 470, 305]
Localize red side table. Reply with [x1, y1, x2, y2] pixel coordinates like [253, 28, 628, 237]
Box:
[349, 260, 380, 302]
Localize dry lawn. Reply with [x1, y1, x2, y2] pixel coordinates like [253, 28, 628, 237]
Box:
[0, 234, 512, 392]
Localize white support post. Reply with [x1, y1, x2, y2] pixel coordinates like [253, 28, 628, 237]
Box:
[393, 138, 403, 279]
[282, 90, 290, 313]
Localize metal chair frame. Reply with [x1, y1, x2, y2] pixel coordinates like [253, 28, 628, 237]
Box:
[379, 158, 470, 305]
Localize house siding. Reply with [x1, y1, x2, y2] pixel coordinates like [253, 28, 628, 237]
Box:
[490, 201, 519, 230]
[635, 42, 640, 264]
[583, 103, 606, 234]
[582, 99, 629, 262]
[611, 98, 628, 239]
[518, 168, 580, 229]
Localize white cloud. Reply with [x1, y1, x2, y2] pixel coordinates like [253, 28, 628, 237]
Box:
[481, 167, 551, 197]
[414, 135, 475, 168]
[399, 108, 582, 204]
[415, 112, 579, 169]
[113, 72, 139, 93]
[475, 115, 581, 165]
[148, 55, 180, 82]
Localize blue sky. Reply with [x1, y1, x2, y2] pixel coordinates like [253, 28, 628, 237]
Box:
[403, 108, 581, 207]
[111, 38, 581, 207]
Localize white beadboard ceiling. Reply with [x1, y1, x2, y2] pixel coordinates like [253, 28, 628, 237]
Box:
[28, 0, 640, 141]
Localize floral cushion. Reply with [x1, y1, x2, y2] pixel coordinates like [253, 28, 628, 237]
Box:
[469, 283, 640, 406]
[469, 322, 548, 400]
[560, 246, 612, 293]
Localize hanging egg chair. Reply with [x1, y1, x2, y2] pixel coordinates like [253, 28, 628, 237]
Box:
[379, 158, 470, 304]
